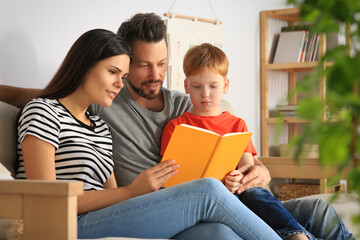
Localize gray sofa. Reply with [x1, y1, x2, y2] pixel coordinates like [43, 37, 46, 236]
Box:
[0, 101, 358, 239]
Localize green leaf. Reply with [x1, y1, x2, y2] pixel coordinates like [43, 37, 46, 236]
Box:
[297, 97, 324, 121]
[319, 123, 352, 165]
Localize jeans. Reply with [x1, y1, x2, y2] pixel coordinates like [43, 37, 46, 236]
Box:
[282, 198, 354, 240]
[172, 222, 245, 240]
[77, 178, 281, 239]
[174, 193, 355, 240]
[237, 187, 315, 239]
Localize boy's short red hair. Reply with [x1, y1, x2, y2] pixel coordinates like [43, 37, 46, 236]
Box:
[183, 43, 228, 77]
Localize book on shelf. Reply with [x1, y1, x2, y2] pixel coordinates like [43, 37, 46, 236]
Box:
[273, 31, 306, 63]
[161, 124, 252, 188]
[281, 25, 313, 32]
[276, 104, 297, 117]
[276, 104, 297, 111]
[281, 25, 312, 63]
[310, 33, 319, 61]
[273, 25, 318, 64]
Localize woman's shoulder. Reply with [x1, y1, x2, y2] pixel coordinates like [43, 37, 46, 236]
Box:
[24, 98, 59, 112]
[21, 98, 61, 124]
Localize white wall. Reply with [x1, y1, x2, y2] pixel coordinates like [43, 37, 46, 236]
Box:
[0, 0, 291, 154]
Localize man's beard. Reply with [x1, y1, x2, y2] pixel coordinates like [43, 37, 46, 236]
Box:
[127, 79, 163, 100]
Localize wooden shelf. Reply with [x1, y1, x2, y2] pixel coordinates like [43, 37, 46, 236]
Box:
[266, 62, 318, 72]
[260, 7, 326, 157]
[260, 157, 349, 179]
[260, 8, 299, 22]
[267, 117, 310, 124]
[266, 62, 333, 72]
[260, 8, 333, 195]
[260, 7, 350, 196]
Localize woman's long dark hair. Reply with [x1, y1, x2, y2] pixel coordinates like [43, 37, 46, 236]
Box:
[39, 29, 131, 99]
[15, 29, 131, 171]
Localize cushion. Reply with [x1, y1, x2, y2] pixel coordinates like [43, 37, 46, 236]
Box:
[0, 101, 20, 177]
[0, 162, 12, 180]
[0, 101, 19, 240]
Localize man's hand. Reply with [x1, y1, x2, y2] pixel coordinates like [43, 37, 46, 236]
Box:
[0, 85, 41, 108]
[224, 170, 244, 193]
[236, 158, 271, 194]
[128, 159, 179, 197]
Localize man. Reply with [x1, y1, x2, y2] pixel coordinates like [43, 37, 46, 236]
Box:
[0, 13, 352, 240]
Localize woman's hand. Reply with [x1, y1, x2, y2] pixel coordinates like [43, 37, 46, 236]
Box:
[128, 159, 179, 197]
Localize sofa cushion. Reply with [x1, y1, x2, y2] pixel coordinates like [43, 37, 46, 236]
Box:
[0, 101, 19, 178]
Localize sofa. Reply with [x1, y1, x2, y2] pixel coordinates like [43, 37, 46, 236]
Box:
[0, 100, 359, 239]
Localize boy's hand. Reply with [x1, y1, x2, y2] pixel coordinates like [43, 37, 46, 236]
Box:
[224, 170, 243, 194]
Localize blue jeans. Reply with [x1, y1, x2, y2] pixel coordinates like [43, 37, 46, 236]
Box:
[77, 178, 281, 239]
[173, 193, 354, 240]
[237, 187, 315, 239]
[282, 198, 354, 240]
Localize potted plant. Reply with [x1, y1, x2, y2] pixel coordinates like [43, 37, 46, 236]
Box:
[286, 0, 360, 225]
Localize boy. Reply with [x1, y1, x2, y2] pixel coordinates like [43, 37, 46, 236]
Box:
[161, 43, 312, 240]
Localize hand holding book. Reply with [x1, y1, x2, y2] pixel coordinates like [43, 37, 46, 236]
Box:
[161, 124, 252, 187]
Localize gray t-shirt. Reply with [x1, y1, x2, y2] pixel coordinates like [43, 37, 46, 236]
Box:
[90, 81, 192, 186]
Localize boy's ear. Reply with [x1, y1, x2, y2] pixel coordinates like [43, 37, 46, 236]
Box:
[223, 77, 230, 94]
[184, 79, 189, 94]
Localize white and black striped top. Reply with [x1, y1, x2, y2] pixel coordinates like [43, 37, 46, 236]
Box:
[16, 98, 114, 191]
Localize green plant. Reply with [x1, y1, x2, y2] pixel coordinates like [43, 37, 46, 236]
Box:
[287, 0, 360, 225]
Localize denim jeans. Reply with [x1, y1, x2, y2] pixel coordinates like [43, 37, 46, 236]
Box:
[237, 187, 315, 239]
[174, 192, 355, 240]
[77, 178, 281, 239]
[282, 197, 354, 240]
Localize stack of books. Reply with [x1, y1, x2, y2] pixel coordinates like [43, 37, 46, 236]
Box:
[276, 104, 297, 116]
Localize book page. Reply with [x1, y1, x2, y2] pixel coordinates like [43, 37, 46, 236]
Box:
[223, 131, 251, 137]
[202, 132, 252, 180]
[180, 123, 220, 136]
[162, 124, 221, 187]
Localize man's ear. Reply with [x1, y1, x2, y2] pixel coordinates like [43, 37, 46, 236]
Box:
[223, 77, 230, 94]
[184, 79, 189, 94]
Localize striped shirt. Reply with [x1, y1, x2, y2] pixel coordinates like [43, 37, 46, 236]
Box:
[16, 98, 113, 191]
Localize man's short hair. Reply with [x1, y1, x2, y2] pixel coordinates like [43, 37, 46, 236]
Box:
[183, 43, 228, 77]
[117, 12, 167, 49]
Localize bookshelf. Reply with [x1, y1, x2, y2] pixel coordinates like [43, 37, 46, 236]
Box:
[259, 8, 337, 194]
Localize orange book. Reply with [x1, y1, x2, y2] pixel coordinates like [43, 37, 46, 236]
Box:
[161, 124, 252, 187]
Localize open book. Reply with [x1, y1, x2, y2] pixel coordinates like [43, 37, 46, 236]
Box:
[161, 124, 252, 187]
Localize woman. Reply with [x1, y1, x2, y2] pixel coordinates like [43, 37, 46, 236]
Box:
[15, 28, 281, 239]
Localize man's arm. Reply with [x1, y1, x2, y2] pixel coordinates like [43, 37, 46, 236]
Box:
[0, 85, 41, 108]
[236, 157, 271, 194]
